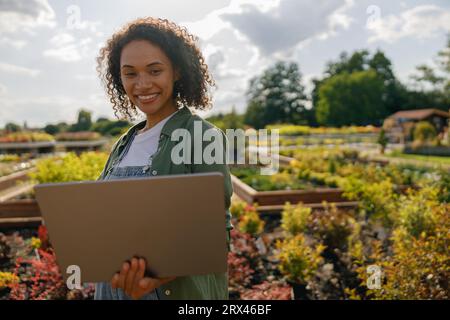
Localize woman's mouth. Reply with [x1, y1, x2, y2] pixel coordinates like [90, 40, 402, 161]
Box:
[136, 93, 159, 104]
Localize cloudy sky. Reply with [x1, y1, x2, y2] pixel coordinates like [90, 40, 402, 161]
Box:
[0, 0, 449, 127]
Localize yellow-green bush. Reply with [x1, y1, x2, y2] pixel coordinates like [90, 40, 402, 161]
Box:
[238, 207, 265, 236]
[29, 151, 108, 183]
[356, 204, 449, 299]
[0, 272, 19, 288]
[276, 234, 325, 284]
[230, 200, 247, 219]
[281, 202, 311, 236]
[413, 121, 437, 143]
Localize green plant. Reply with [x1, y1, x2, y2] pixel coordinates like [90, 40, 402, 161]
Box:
[238, 207, 265, 236]
[29, 151, 108, 183]
[281, 202, 311, 236]
[0, 272, 19, 288]
[342, 178, 398, 227]
[357, 204, 449, 299]
[377, 129, 388, 154]
[395, 186, 440, 238]
[276, 234, 325, 284]
[309, 202, 358, 251]
[230, 200, 247, 219]
[413, 121, 437, 143]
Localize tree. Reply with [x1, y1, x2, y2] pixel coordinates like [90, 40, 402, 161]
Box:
[324, 50, 369, 77]
[4, 122, 21, 133]
[243, 101, 266, 129]
[70, 109, 92, 132]
[314, 49, 406, 124]
[44, 124, 60, 135]
[408, 34, 450, 109]
[316, 70, 384, 126]
[377, 129, 388, 154]
[244, 61, 308, 128]
[91, 118, 130, 136]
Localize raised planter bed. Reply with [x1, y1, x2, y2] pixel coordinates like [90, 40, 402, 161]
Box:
[0, 168, 34, 192]
[231, 174, 349, 207]
[0, 141, 56, 155]
[0, 199, 42, 228]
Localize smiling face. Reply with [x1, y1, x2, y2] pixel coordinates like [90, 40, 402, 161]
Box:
[120, 40, 179, 120]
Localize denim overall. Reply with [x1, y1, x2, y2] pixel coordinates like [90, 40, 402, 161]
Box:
[94, 130, 161, 300]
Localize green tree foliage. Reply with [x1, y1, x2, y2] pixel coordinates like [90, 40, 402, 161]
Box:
[90, 118, 131, 136]
[244, 61, 307, 129]
[313, 49, 407, 125]
[206, 106, 245, 131]
[316, 70, 385, 126]
[69, 109, 92, 132]
[409, 34, 450, 109]
[4, 122, 21, 133]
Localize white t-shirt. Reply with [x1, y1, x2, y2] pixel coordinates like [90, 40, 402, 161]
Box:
[118, 111, 178, 168]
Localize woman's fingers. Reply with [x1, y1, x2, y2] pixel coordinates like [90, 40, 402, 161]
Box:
[110, 258, 177, 299]
[124, 258, 138, 295]
[135, 258, 146, 281]
[117, 261, 129, 290]
[111, 273, 120, 289]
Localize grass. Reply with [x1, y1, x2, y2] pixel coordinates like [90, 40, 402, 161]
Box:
[388, 150, 450, 165]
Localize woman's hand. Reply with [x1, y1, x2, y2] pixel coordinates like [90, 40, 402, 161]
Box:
[111, 257, 176, 300]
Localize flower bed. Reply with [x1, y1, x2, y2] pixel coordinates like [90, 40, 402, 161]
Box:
[265, 124, 380, 136]
[229, 188, 449, 300]
[55, 132, 102, 141]
[0, 132, 54, 143]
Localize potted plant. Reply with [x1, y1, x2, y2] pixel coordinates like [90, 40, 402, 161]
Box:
[276, 234, 325, 300]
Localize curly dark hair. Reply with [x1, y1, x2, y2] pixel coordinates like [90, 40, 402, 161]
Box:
[96, 17, 215, 120]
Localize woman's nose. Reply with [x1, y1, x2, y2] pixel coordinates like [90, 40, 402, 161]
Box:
[135, 72, 153, 90]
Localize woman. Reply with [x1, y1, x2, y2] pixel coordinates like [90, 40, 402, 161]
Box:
[94, 17, 233, 300]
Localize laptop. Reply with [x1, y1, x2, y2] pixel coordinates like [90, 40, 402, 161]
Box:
[34, 172, 227, 283]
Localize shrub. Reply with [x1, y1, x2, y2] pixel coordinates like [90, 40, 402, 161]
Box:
[309, 202, 358, 251]
[413, 121, 437, 143]
[9, 248, 67, 300]
[230, 200, 247, 219]
[55, 131, 102, 141]
[281, 202, 311, 236]
[29, 151, 108, 183]
[357, 204, 449, 299]
[276, 234, 325, 284]
[395, 186, 440, 238]
[341, 177, 397, 227]
[0, 132, 54, 143]
[240, 281, 292, 300]
[238, 207, 265, 236]
[0, 272, 19, 288]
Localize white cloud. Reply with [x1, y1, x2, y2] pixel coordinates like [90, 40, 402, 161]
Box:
[0, 0, 56, 34]
[0, 36, 27, 49]
[43, 32, 93, 62]
[0, 83, 7, 95]
[0, 62, 40, 77]
[367, 5, 450, 43]
[182, 0, 281, 40]
[220, 0, 354, 56]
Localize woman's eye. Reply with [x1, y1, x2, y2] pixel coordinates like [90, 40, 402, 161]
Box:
[151, 70, 162, 75]
[125, 73, 136, 76]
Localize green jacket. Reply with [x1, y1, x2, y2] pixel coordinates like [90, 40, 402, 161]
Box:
[97, 106, 233, 300]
